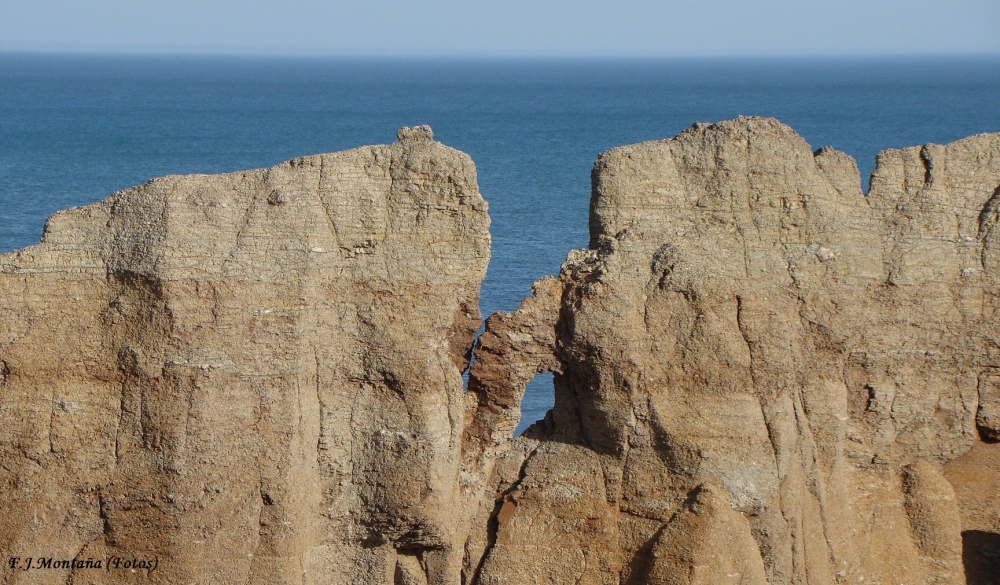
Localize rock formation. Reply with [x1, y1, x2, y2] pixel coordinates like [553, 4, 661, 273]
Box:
[1, 118, 999, 584]
[467, 118, 1000, 585]
[0, 125, 491, 584]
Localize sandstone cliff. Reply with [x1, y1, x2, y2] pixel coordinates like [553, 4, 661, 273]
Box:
[0, 125, 490, 584]
[1, 119, 999, 585]
[467, 118, 1000, 585]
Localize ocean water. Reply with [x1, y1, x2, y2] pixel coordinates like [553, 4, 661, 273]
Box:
[2, 54, 999, 433]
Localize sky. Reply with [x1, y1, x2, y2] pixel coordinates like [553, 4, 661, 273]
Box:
[1, 0, 998, 57]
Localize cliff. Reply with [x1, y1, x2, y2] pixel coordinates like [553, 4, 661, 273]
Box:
[0, 119, 998, 584]
[467, 118, 1000, 585]
[0, 125, 491, 584]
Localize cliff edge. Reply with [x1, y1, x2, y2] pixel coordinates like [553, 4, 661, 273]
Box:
[1, 119, 999, 584]
[468, 117, 1000, 585]
[0, 125, 490, 584]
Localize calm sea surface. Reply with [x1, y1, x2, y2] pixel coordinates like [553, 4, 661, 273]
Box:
[2, 54, 999, 432]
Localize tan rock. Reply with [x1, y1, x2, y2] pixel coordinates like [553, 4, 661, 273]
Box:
[3, 116, 1000, 585]
[467, 117, 994, 584]
[0, 127, 490, 584]
[644, 483, 768, 585]
[902, 460, 965, 584]
[944, 439, 1000, 585]
[976, 375, 1000, 441]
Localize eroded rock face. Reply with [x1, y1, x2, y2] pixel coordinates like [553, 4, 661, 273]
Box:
[0, 126, 490, 584]
[468, 118, 1000, 585]
[2, 118, 999, 585]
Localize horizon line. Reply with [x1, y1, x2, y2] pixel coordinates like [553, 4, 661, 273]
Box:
[3, 48, 1000, 61]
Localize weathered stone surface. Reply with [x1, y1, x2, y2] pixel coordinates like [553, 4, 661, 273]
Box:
[643, 483, 769, 585]
[944, 440, 1000, 585]
[3, 117, 1000, 584]
[0, 126, 490, 584]
[976, 375, 1000, 441]
[468, 117, 1000, 584]
[903, 460, 965, 584]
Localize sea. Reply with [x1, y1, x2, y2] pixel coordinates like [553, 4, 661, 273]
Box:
[2, 54, 999, 433]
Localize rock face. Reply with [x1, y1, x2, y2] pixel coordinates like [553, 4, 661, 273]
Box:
[2, 118, 1000, 585]
[468, 118, 1000, 585]
[0, 126, 491, 584]
[944, 440, 1000, 585]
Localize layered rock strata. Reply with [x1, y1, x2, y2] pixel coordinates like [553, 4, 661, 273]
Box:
[1, 118, 1000, 585]
[467, 118, 1000, 585]
[0, 125, 491, 584]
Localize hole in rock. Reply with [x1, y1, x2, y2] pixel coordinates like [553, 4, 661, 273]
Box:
[517, 371, 554, 436]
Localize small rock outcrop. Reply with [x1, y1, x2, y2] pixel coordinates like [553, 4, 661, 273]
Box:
[2, 118, 1000, 584]
[0, 127, 490, 584]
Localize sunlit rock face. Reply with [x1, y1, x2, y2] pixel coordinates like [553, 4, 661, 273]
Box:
[2, 118, 1000, 585]
[469, 118, 1000, 585]
[0, 125, 491, 584]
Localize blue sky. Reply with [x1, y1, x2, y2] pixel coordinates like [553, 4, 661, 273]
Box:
[2, 0, 998, 57]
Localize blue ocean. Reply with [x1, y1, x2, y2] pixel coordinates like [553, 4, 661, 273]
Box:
[2, 54, 999, 432]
